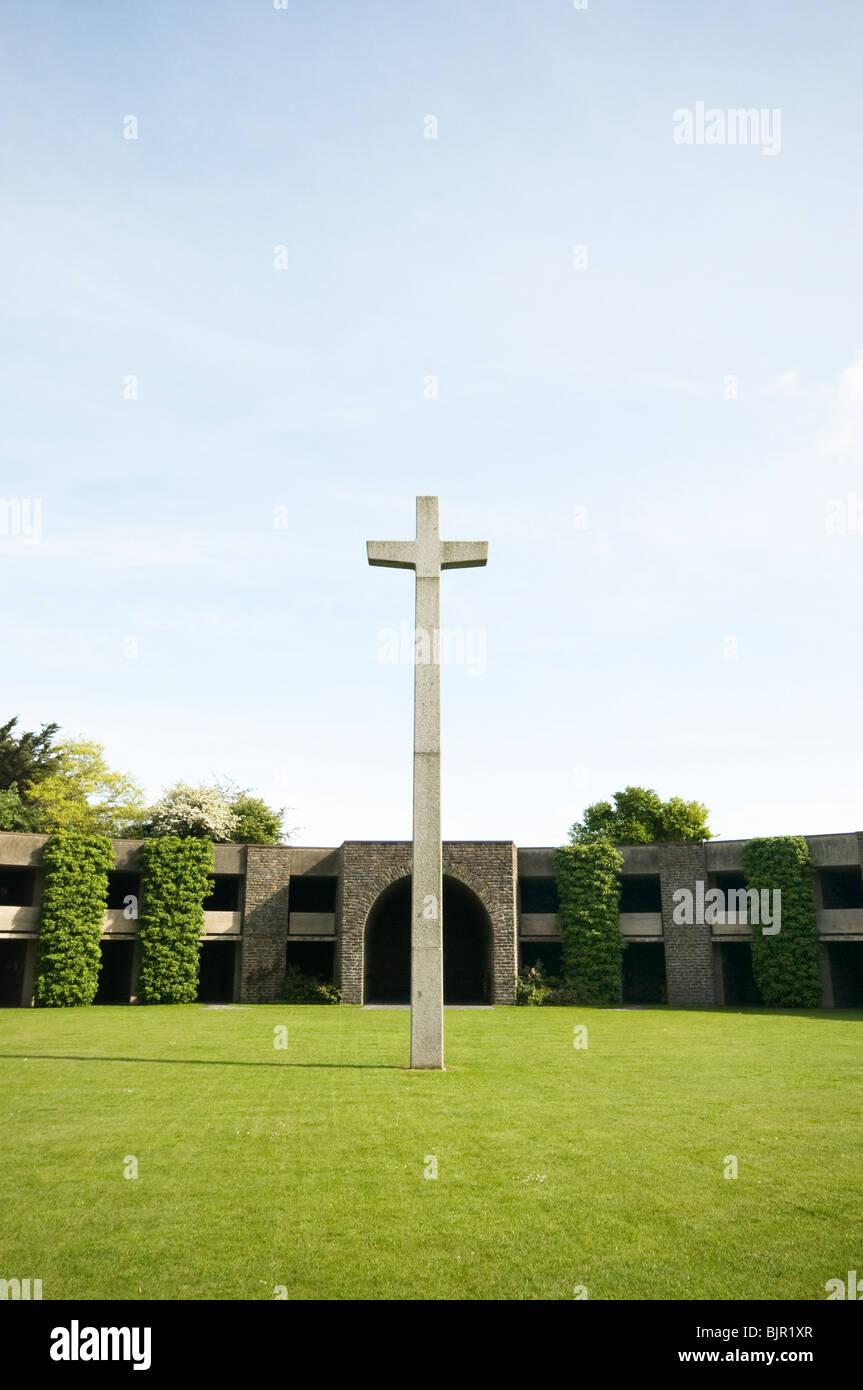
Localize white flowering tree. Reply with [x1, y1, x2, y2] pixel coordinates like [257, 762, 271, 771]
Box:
[145, 782, 238, 841]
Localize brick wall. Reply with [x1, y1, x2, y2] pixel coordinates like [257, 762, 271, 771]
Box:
[339, 843, 411, 1005]
[442, 842, 518, 1004]
[238, 845, 292, 1003]
[338, 841, 518, 1005]
[658, 842, 716, 1005]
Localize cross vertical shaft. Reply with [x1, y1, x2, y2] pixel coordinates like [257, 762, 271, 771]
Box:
[411, 497, 444, 1070]
[367, 495, 488, 1070]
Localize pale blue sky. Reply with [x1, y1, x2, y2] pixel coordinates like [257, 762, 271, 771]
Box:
[1, 1, 862, 846]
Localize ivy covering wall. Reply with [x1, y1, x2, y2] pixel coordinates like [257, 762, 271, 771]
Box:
[137, 836, 214, 1003]
[554, 841, 624, 1004]
[35, 830, 114, 1006]
[742, 835, 821, 1007]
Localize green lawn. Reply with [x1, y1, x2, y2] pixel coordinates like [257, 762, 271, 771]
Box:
[1, 1004, 861, 1300]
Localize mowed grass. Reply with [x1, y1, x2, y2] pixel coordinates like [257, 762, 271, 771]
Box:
[1, 1004, 861, 1300]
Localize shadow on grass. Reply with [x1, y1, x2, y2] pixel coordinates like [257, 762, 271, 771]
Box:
[0, 1053, 400, 1070]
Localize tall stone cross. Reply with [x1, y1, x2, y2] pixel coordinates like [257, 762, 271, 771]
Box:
[367, 496, 488, 1069]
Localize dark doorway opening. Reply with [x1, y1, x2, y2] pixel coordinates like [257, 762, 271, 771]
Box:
[0, 941, 27, 1006]
[203, 876, 241, 912]
[95, 940, 135, 1004]
[197, 942, 237, 1002]
[713, 871, 747, 896]
[621, 942, 666, 1003]
[721, 943, 762, 1005]
[364, 876, 491, 1004]
[285, 941, 335, 982]
[288, 877, 337, 913]
[820, 869, 863, 911]
[0, 868, 36, 908]
[828, 943, 863, 1006]
[619, 876, 662, 913]
[106, 873, 139, 912]
[520, 941, 562, 975]
[519, 878, 559, 913]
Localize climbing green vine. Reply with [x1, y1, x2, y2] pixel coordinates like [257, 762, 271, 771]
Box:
[35, 830, 114, 1006]
[554, 841, 624, 1004]
[742, 835, 821, 1007]
[137, 836, 214, 1003]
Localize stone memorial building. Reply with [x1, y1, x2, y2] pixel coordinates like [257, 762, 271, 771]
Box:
[0, 830, 861, 1009]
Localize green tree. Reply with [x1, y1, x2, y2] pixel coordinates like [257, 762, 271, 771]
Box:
[228, 791, 286, 845]
[0, 784, 41, 831]
[144, 782, 238, 840]
[27, 739, 146, 837]
[139, 781, 289, 843]
[0, 717, 61, 791]
[570, 786, 712, 845]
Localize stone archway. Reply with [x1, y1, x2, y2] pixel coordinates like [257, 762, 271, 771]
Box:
[363, 875, 492, 1005]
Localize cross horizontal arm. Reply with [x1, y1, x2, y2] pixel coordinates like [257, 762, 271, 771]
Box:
[440, 540, 488, 570]
[367, 540, 418, 570]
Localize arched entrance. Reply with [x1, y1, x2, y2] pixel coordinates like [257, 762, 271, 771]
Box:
[364, 875, 492, 1004]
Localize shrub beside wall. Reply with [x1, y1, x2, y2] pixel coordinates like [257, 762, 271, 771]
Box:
[555, 841, 624, 1004]
[280, 964, 341, 1004]
[742, 835, 822, 1007]
[35, 830, 114, 1006]
[137, 836, 214, 1003]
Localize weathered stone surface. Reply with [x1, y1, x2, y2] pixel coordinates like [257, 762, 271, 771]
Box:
[337, 840, 517, 1007]
[658, 841, 715, 1005]
[367, 496, 488, 1068]
[238, 845, 292, 1003]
